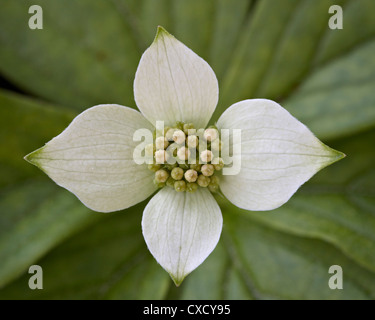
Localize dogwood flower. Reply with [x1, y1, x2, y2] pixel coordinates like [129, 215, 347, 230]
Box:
[25, 27, 344, 286]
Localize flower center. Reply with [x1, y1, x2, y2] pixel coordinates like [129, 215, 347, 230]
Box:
[147, 121, 224, 193]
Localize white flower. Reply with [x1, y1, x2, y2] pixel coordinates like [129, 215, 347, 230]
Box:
[172, 130, 186, 144]
[24, 27, 344, 286]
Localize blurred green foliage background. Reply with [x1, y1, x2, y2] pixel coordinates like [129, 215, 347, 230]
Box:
[0, 0, 374, 299]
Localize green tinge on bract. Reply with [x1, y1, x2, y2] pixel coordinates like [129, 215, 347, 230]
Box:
[24, 146, 46, 169]
[217, 99, 346, 211]
[23, 104, 157, 213]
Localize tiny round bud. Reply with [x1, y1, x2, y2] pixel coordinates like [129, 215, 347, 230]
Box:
[210, 175, 220, 185]
[166, 177, 175, 188]
[184, 169, 198, 183]
[153, 180, 165, 188]
[197, 175, 210, 187]
[208, 175, 219, 193]
[190, 164, 201, 172]
[171, 167, 184, 180]
[204, 128, 218, 142]
[183, 123, 195, 135]
[173, 130, 186, 144]
[155, 150, 168, 164]
[155, 136, 169, 150]
[145, 143, 155, 156]
[177, 146, 190, 161]
[148, 163, 161, 172]
[165, 128, 175, 141]
[155, 169, 169, 183]
[208, 184, 219, 193]
[200, 150, 213, 163]
[213, 157, 224, 171]
[187, 182, 198, 193]
[174, 180, 186, 192]
[201, 164, 214, 176]
[187, 135, 198, 148]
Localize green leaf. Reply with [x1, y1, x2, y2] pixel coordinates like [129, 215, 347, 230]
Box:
[3, 201, 373, 299]
[180, 214, 375, 300]
[0, 90, 94, 289]
[110, 0, 174, 49]
[214, 0, 375, 140]
[171, 0, 216, 62]
[218, 216, 375, 299]
[0, 0, 141, 110]
[284, 39, 375, 140]
[223, 129, 375, 274]
[179, 242, 254, 300]
[254, 0, 348, 99]
[313, 0, 375, 66]
[134, 0, 174, 46]
[216, 0, 302, 117]
[1, 0, 374, 140]
[0, 180, 98, 288]
[0, 201, 169, 299]
[0, 89, 75, 188]
[209, 0, 251, 81]
[1, 132, 374, 299]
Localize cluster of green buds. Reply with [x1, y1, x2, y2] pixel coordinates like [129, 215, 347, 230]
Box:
[146, 122, 224, 193]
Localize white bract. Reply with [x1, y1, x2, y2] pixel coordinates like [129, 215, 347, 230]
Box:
[25, 27, 344, 286]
